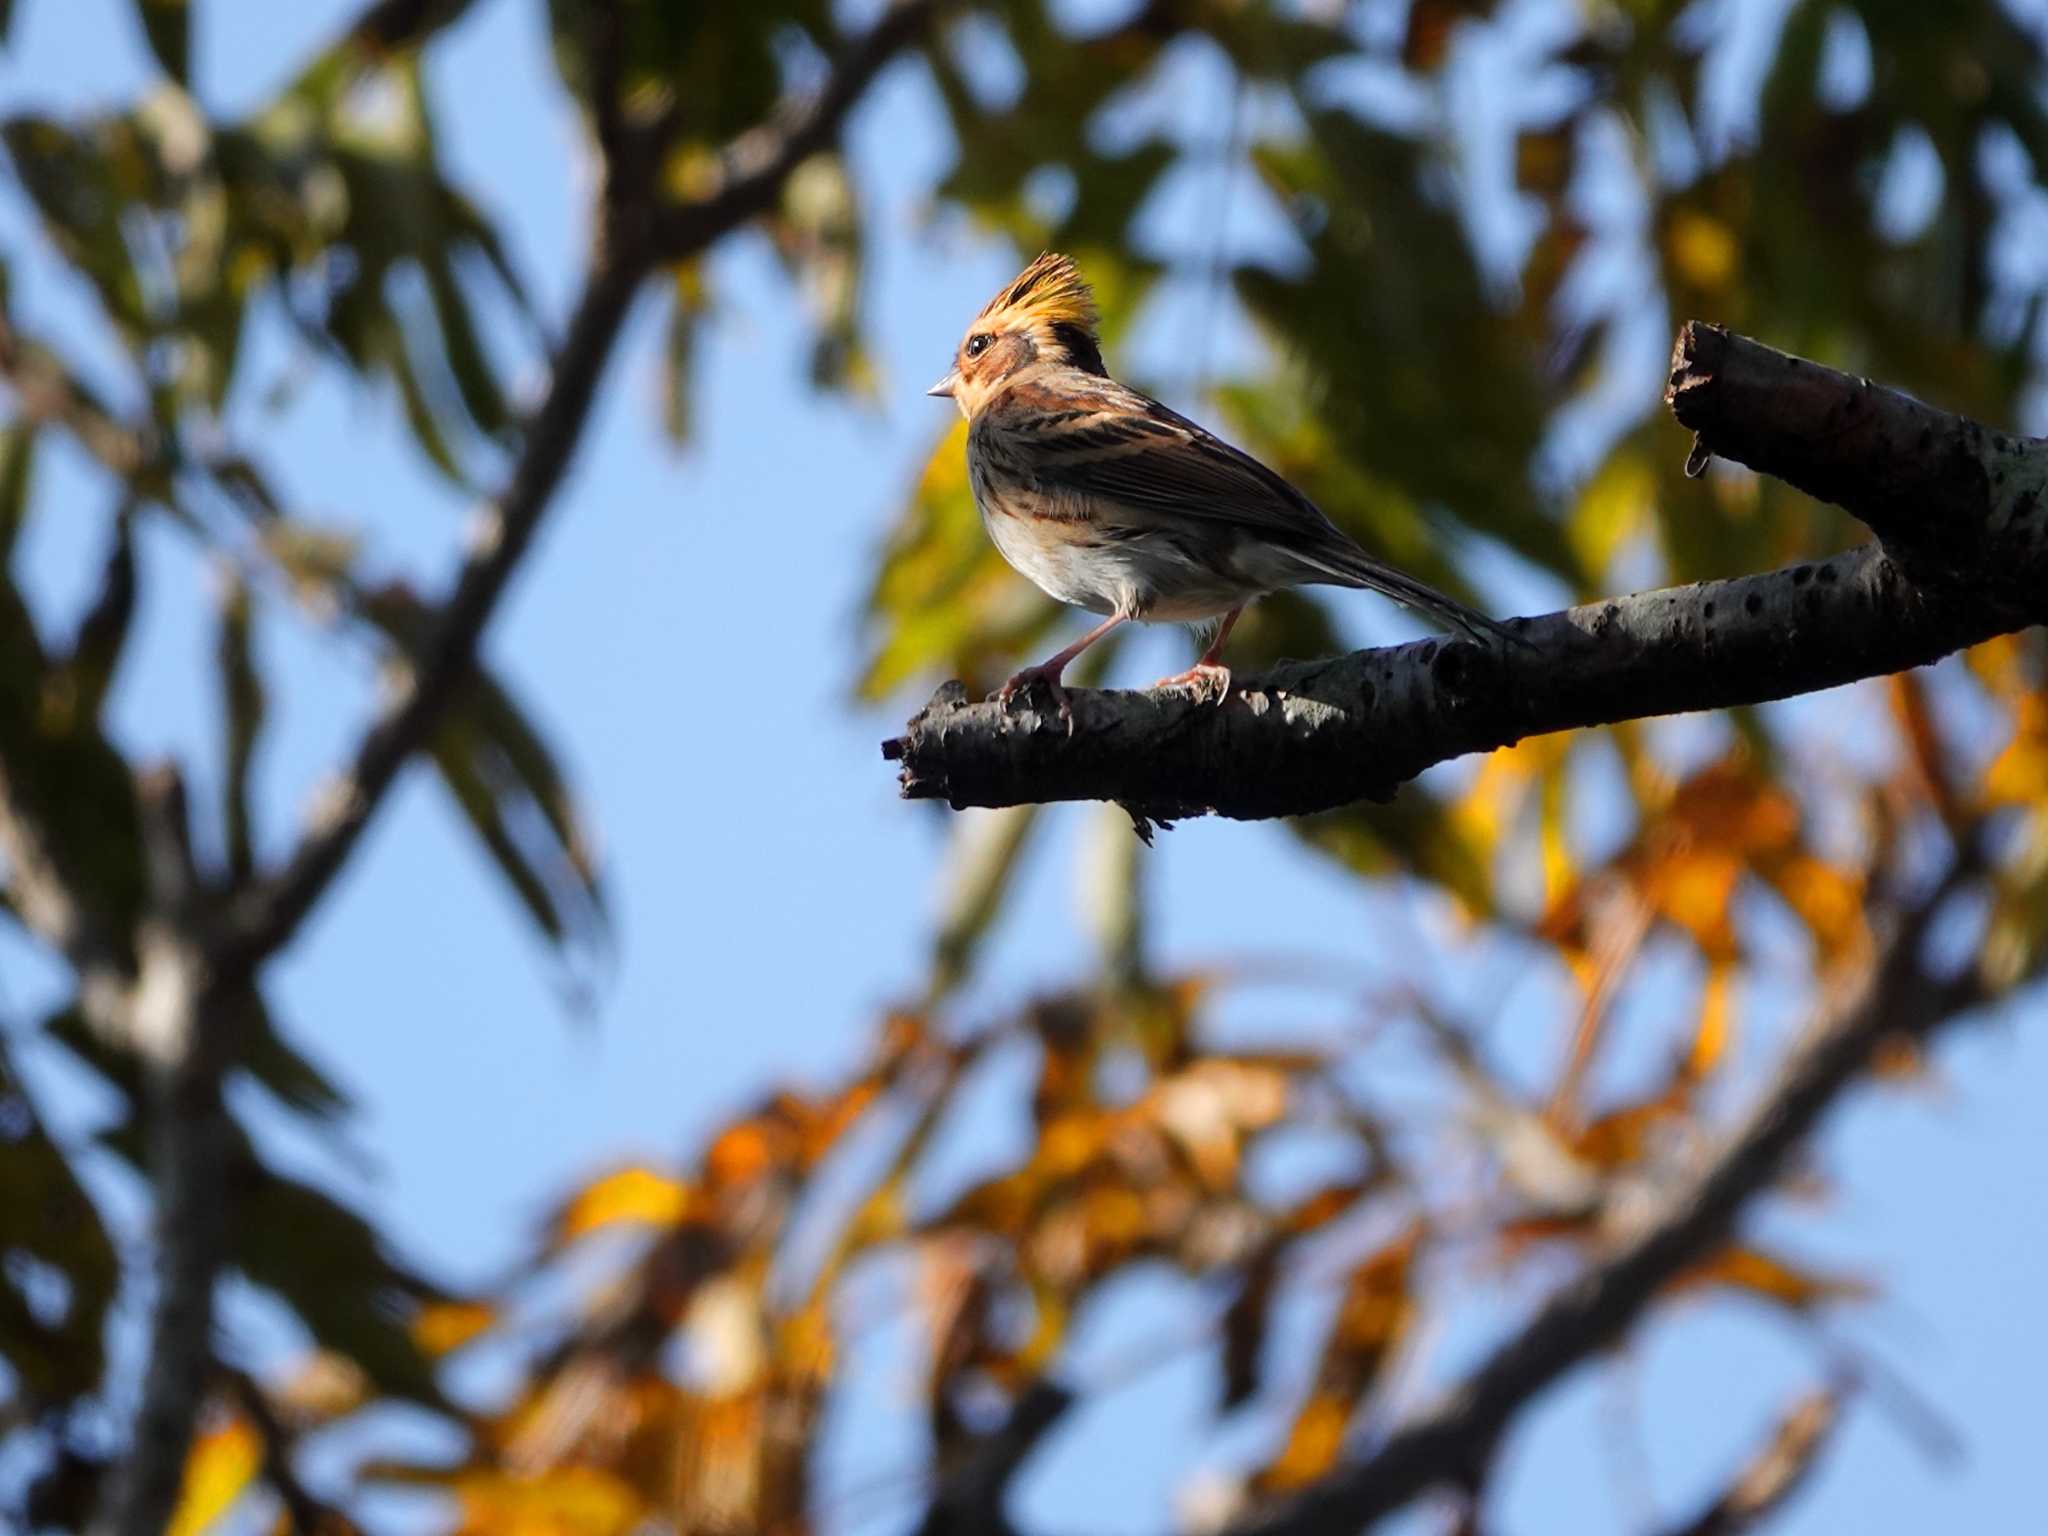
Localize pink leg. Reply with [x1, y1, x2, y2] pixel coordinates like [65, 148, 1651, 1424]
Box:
[1152, 605, 1243, 705]
[996, 613, 1127, 717]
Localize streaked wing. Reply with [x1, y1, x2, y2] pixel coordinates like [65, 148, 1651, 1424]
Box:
[989, 384, 1337, 546]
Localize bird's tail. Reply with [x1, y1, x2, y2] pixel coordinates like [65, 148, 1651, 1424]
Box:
[1292, 541, 1528, 648]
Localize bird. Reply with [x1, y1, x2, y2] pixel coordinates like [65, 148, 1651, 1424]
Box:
[927, 252, 1522, 713]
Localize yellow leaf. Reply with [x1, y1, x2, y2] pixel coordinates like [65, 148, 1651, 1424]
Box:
[1569, 450, 1653, 580]
[168, 1418, 261, 1536]
[1665, 208, 1739, 291]
[555, 1166, 692, 1243]
[413, 1299, 495, 1357]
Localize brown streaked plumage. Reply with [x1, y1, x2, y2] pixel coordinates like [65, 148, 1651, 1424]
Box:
[928, 252, 1520, 711]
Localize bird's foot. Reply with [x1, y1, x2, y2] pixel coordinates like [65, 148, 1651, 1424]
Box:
[1154, 661, 1233, 706]
[994, 664, 1073, 728]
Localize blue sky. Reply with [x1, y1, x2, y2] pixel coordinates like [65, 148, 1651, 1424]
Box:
[1, 0, 2044, 1531]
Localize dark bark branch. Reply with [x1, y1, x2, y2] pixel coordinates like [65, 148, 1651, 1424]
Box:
[1217, 860, 1985, 1536]
[650, 0, 938, 259]
[90, 769, 249, 1536]
[917, 1383, 1076, 1536]
[884, 325, 2048, 819]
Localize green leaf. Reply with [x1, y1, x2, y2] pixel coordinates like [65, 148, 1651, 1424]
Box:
[230, 1150, 449, 1408]
[0, 1044, 117, 1404]
[362, 586, 606, 970]
[421, 250, 512, 444]
[661, 262, 710, 444]
[0, 424, 35, 562]
[130, 0, 190, 84]
[63, 510, 136, 723]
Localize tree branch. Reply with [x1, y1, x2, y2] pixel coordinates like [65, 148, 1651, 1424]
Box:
[650, 0, 938, 259]
[883, 325, 2048, 819]
[89, 768, 251, 1536]
[1218, 853, 1986, 1536]
[228, 0, 941, 971]
[221, 248, 643, 967]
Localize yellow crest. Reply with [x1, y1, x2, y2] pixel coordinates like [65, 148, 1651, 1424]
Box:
[976, 251, 1099, 336]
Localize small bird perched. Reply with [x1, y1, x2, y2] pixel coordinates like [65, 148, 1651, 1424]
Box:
[929, 252, 1520, 711]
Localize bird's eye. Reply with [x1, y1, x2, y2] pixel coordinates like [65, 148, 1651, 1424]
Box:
[965, 333, 993, 359]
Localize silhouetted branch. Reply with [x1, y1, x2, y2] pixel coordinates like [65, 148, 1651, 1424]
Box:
[917, 1383, 1076, 1536]
[91, 769, 249, 1536]
[221, 249, 643, 968]
[884, 325, 2048, 818]
[231, 0, 942, 972]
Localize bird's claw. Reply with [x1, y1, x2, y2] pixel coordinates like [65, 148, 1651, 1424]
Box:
[994, 666, 1074, 730]
[1153, 662, 1233, 707]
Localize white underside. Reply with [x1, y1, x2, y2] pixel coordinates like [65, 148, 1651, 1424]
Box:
[981, 505, 1275, 623]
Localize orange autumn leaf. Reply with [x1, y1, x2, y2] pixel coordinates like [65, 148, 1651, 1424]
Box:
[1684, 964, 1737, 1082]
[1255, 1229, 1421, 1490]
[792, 1078, 882, 1166]
[1665, 760, 1800, 853]
[707, 1120, 786, 1187]
[1985, 692, 2048, 805]
[1281, 1180, 1373, 1237]
[1964, 631, 2030, 699]
[1642, 846, 1742, 959]
[450, 1467, 644, 1536]
[1496, 1211, 1600, 1255]
[1258, 1392, 1352, 1491]
[1764, 855, 1867, 964]
[1676, 1245, 1872, 1312]
[1329, 1230, 1419, 1363]
[1570, 1085, 1687, 1169]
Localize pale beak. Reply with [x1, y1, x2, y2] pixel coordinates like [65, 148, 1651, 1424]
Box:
[927, 368, 960, 399]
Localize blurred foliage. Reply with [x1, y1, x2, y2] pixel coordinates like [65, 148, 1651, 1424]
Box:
[0, 0, 2046, 1532]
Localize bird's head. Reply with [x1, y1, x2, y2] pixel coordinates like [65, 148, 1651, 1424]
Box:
[928, 251, 1106, 418]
